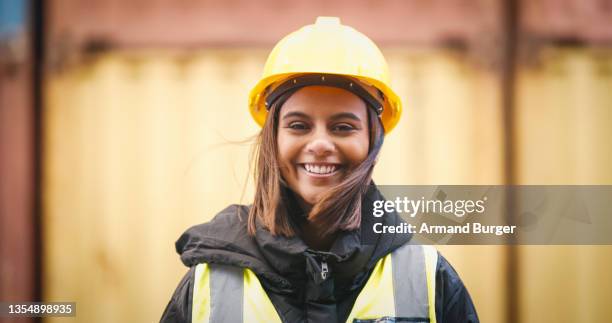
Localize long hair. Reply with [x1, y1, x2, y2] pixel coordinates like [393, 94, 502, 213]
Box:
[247, 90, 385, 237]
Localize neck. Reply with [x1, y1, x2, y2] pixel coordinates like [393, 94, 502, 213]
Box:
[283, 187, 338, 250]
[300, 220, 338, 251]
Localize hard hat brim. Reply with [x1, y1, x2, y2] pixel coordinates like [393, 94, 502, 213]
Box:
[249, 72, 402, 133]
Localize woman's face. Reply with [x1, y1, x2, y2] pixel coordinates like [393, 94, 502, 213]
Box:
[277, 86, 370, 206]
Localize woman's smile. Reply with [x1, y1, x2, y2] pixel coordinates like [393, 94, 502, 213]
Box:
[299, 163, 342, 177]
[302, 163, 338, 175]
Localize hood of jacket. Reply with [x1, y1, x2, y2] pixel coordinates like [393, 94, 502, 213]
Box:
[175, 184, 412, 297]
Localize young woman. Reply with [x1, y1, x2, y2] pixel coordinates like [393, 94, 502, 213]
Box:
[161, 17, 479, 323]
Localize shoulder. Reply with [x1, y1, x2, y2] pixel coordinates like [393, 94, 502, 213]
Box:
[163, 205, 253, 322]
[161, 263, 250, 323]
[388, 245, 479, 323]
[160, 267, 196, 323]
[177, 204, 249, 244]
[434, 252, 480, 323]
[201, 204, 250, 233]
[174, 204, 252, 264]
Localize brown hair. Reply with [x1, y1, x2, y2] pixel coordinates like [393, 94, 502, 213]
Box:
[247, 89, 385, 237]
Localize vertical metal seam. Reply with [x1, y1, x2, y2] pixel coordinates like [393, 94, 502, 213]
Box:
[501, 0, 520, 322]
[32, 1, 45, 320]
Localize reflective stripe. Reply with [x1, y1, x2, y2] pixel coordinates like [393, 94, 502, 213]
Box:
[243, 268, 282, 323]
[192, 245, 438, 323]
[192, 263, 211, 323]
[346, 253, 396, 321]
[392, 244, 429, 318]
[210, 265, 243, 323]
[423, 246, 438, 323]
[192, 264, 281, 323]
[348, 244, 437, 322]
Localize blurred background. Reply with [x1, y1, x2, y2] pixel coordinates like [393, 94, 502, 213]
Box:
[1, 0, 611, 322]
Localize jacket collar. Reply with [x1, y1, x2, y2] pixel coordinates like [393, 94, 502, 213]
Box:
[175, 184, 412, 294]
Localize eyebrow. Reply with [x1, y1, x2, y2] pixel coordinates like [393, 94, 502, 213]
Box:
[281, 111, 362, 122]
[281, 111, 311, 120]
[330, 112, 362, 122]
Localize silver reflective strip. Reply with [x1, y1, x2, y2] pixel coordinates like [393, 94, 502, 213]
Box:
[209, 264, 243, 323]
[391, 244, 430, 318]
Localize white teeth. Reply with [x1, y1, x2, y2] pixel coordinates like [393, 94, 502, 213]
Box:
[304, 164, 337, 174]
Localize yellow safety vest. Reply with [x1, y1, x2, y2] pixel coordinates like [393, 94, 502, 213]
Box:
[191, 244, 438, 323]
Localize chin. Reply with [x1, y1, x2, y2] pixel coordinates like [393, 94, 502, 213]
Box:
[302, 196, 319, 205]
[299, 188, 330, 205]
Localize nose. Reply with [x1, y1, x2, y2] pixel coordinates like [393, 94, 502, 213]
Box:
[305, 132, 335, 157]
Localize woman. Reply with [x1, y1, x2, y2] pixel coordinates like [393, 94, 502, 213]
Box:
[161, 17, 478, 323]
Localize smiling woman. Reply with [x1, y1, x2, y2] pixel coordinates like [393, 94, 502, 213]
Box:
[161, 17, 479, 323]
[263, 85, 379, 250]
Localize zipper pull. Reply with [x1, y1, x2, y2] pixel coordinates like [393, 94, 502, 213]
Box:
[320, 261, 329, 280]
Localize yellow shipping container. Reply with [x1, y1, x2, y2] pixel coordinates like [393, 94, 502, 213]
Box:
[43, 47, 612, 323]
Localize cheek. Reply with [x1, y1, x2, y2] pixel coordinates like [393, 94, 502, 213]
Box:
[277, 134, 300, 172]
[344, 134, 370, 166]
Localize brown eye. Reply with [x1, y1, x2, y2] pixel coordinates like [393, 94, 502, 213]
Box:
[332, 123, 356, 132]
[288, 122, 309, 130]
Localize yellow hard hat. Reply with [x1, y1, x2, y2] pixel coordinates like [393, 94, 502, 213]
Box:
[248, 16, 402, 133]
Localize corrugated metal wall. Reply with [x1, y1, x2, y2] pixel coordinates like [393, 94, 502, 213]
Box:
[516, 48, 612, 184]
[43, 49, 511, 322]
[44, 51, 261, 322]
[515, 48, 612, 323]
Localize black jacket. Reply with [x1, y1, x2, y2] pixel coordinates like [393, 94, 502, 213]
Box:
[161, 185, 479, 323]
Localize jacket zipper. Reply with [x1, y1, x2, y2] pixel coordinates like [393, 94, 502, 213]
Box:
[320, 260, 329, 280]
